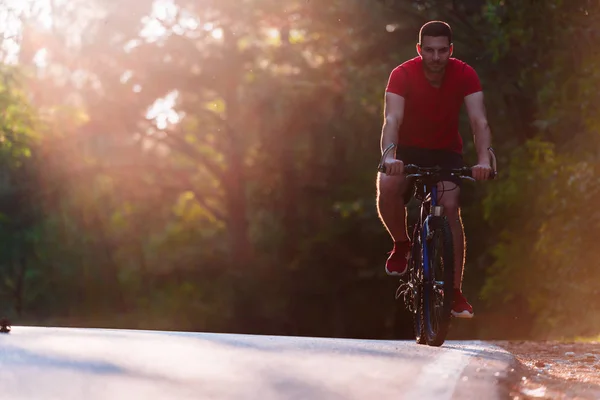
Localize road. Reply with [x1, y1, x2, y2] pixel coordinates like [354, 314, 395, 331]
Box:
[0, 326, 515, 400]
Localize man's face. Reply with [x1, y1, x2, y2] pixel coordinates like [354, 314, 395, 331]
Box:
[418, 36, 452, 73]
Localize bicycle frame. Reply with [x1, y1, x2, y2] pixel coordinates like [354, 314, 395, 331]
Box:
[410, 178, 443, 290]
[398, 178, 440, 305]
[420, 184, 438, 285]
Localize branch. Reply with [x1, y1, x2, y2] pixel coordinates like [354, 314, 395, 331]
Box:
[152, 130, 225, 181]
[120, 156, 227, 223]
[71, 162, 228, 223]
[174, 106, 232, 153]
[158, 180, 227, 223]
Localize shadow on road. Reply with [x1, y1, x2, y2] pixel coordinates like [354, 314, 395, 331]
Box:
[29, 327, 431, 361]
[0, 344, 124, 374]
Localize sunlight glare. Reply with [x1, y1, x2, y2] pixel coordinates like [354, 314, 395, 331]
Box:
[179, 14, 199, 31]
[211, 28, 223, 40]
[33, 48, 48, 68]
[140, 17, 168, 42]
[1, 0, 53, 28]
[147, 91, 181, 130]
[266, 28, 279, 39]
[140, 0, 203, 42]
[140, 0, 179, 42]
[263, 28, 281, 46]
[0, 0, 52, 63]
[120, 70, 133, 84]
[124, 39, 142, 53]
[152, 0, 178, 21]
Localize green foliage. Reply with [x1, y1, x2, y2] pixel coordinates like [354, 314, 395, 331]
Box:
[483, 139, 600, 337]
[0, 66, 36, 165]
[478, 0, 600, 338]
[0, 65, 40, 318]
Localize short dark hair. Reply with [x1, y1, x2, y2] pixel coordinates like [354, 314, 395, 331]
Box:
[419, 21, 452, 45]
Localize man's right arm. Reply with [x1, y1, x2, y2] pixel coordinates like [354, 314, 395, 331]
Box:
[380, 92, 405, 175]
[381, 92, 405, 154]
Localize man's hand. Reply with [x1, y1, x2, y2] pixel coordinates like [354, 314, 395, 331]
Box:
[383, 158, 405, 176]
[471, 163, 493, 180]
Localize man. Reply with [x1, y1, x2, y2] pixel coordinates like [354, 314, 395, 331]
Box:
[376, 21, 493, 318]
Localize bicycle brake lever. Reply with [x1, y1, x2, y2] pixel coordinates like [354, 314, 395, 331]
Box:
[488, 147, 498, 179]
[377, 144, 397, 174]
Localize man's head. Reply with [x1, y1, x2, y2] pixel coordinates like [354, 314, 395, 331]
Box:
[417, 21, 453, 73]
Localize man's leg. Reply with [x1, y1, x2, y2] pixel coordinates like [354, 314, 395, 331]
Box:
[376, 173, 412, 275]
[436, 181, 464, 288]
[437, 181, 473, 318]
[376, 172, 409, 242]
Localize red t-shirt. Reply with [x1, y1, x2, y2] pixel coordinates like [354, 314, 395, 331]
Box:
[385, 56, 482, 154]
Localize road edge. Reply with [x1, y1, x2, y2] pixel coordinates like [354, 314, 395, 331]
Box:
[450, 341, 521, 400]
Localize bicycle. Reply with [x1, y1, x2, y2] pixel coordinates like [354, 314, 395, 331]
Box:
[378, 144, 497, 346]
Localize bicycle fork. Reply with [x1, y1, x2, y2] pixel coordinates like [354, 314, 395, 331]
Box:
[422, 186, 442, 281]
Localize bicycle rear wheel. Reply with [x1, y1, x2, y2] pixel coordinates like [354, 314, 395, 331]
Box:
[422, 216, 454, 347]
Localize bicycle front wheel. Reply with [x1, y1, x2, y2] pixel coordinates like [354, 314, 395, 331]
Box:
[422, 216, 455, 347]
[410, 230, 425, 345]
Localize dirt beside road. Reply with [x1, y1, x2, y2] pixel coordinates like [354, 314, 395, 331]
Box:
[494, 340, 600, 400]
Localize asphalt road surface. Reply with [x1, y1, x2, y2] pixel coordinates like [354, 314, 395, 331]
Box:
[0, 327, 515, 399]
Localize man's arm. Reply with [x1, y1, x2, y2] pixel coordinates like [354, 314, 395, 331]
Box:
[379, 92, 406, 175]
[381, 92, 405, 157]
[465, 91, 493, 180]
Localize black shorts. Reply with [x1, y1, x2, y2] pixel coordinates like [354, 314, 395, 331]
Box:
[396, 146, 465, 204]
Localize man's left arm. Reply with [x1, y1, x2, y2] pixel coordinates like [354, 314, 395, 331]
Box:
[464, 91, 493, 180]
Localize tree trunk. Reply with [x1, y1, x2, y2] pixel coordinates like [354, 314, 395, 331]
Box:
[278, 25, 299, 256]
[224, 165, 252, 266]
[222, 27, 253, 268]
[14, 255, 26, 316]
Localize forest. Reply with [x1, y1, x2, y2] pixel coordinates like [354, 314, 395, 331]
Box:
[0, 0, 598, 340]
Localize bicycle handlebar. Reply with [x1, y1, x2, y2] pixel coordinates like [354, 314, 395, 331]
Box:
[377, 144, 498, 181]
[404, 164, 495, 180]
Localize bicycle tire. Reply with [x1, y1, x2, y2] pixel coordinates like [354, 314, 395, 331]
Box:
[422, 216, 454, 347]
[410, 230, 426, 345]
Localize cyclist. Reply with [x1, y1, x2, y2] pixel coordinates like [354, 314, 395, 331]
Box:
[376, 20, 493, 318]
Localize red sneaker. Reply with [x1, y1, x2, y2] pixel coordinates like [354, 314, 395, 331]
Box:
[385, 241, 411, 276]
[451, 289, 474, 318]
